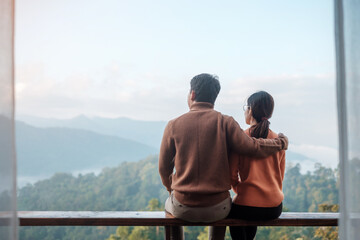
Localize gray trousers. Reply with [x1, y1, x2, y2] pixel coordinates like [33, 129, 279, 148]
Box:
[165, 192, 231, 240]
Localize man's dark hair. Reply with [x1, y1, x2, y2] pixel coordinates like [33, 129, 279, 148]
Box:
[190, 73, 221, 104]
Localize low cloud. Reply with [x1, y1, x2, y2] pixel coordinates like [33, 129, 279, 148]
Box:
[16, 64, 338, 150]
[289, 143, 338, 170]
[15, 63, 189, 119]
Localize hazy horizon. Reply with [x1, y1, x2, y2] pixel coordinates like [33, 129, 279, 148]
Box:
[15, 0, 338, 174]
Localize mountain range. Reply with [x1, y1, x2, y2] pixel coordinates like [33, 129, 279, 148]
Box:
[15, 115, 313, 186]
[17, 115, 167, 149]
[16, 121, 158, 181]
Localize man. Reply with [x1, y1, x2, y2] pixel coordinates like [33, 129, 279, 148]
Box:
[159, 73, 288, 240]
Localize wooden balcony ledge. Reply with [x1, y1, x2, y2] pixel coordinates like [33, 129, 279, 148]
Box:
[0, 211, 338, 240]
[16, 211, 339, 227]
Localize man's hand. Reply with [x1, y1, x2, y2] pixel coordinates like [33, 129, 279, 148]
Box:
[278, 133, 288, 150]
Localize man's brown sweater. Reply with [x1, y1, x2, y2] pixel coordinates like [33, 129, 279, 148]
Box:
[159, 102, 288, 207]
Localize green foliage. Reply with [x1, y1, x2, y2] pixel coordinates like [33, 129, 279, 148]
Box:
[146, 198, 163, 211]
[314, 227, 338, 240]
[256, 226, 316, 240]
[106, 224, 164, 239]
[282, 163, 338, 212]
[196, 227, 208, 240]
[256, 163, 339, 240]
[19, 155, 168, 240]
[106, 226, 130, 240]
[196, 227, 232, 240]
[20, 226, 116, 240]
[313, 204, 338, 240]
[107, 199, 165, 240]
[18, 156, 339, 239]
[108, 226, 156, 240]
[18, 155, 168, 211]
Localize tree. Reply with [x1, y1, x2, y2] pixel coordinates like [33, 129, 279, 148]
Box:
[313, 204, 338, 240]
[106, 226, 130, 240]
[128, 226, 150, 240]
[146, 198, 163, 211]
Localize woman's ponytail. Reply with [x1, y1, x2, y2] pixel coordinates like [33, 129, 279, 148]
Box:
[250, 118, 270, 139]
[247, 91, 274, 139]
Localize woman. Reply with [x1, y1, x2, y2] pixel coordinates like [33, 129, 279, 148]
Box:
[228, 91, 286, 240]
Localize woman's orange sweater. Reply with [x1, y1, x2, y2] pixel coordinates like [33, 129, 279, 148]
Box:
[230, 128, 286, 207]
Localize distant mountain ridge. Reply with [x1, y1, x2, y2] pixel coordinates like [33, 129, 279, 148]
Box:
[17, 115, 312, 161]
[16, 121, 158, 179]
[15, 115, 315, 186]
[17, 115, 167, 149]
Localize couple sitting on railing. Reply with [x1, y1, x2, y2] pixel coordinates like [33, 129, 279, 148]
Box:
[159, 73, 288, 240]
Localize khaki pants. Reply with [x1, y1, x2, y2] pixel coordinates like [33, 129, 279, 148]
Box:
[165, 192, 231, 240]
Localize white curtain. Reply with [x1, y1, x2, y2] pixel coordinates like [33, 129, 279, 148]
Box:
[335, 0, 360, 239]
[0, 0, 17, 239]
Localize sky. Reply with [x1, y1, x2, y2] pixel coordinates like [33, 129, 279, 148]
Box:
[15, 0, 338, 169]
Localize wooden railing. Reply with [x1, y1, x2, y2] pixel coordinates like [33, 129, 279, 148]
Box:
[11, 211, 338, 239]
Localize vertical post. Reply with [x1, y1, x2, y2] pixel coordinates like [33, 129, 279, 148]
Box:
[0, 0, 17, 239]
[164, 225, 171, 240]
[334, 0, 348, 238]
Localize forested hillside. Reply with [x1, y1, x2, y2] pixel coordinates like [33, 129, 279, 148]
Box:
[18, 155, 339, 239]
[15, 116, 315, 189]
